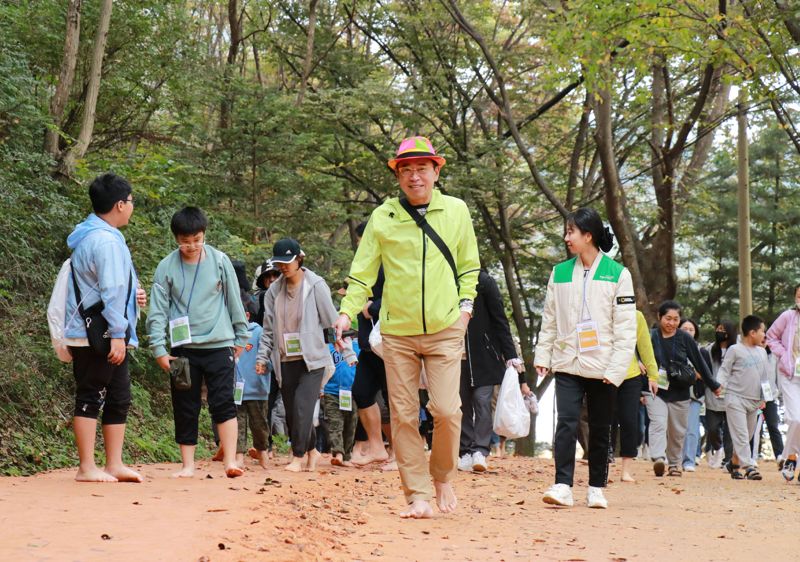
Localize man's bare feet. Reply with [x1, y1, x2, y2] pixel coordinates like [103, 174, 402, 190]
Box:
[225, 465, 244, 478]
[235, 453, 246, 470]
[621, 473, 636, 482]
[331, 453, 345, 467]
[285, 457, 304, 472]
[399, 499, 434, 519]
[434, 481, 457, 513]
[304, 449, 321, 472]
[211, 447, 224, 462]
[257, 451, 269, 469]
[172, 465, 195, 478]
[248, 448, 260, 460]
[76, 466, 118, 483]
[380, 460, 398, 472]
[103, 465, 143, 483]
[351, 447, 389, 467]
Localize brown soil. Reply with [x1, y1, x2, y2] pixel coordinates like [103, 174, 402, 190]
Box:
[1, 455, 798, 561]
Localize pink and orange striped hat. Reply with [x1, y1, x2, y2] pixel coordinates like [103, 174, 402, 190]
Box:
[387, 136, 446, 171]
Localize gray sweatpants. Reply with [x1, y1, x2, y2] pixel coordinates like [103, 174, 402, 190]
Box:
[645, 394, 690, 467]
[724, 393, 761, 470]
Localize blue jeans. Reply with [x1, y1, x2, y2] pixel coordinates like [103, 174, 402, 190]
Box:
[682, 399, 702, 468]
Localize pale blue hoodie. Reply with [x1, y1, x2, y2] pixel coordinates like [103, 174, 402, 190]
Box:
[65, 214, 139, 347]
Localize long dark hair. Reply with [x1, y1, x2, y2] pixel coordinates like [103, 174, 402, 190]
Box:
[680, 317, 700, 341]
[710, 319, 737, 363]
[566, 208, 614, 253]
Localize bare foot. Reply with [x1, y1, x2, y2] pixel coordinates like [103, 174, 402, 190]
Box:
[235, 453, 245, 470]
[434, 481, 457, 514]
[285, 457, 304, 472]
[621, 473, 636, 483]
[268, 450, 274, 459]
[76, 466, 118, 483]
[211, 447, 224, 462]
[225, 465, 244, 478]
[342, 460, 353, 467]
[172, 465, 195, 479]
[331, 453, 344, 467]
[380, 460, 398, 472]
[400, 499, 434, 519]
[304, 449, 322, 472]
[258, 451, 269, 469]
[248, 448, 260, 460]
[351, 448, 389, 467]
[104, 465, 143, 483]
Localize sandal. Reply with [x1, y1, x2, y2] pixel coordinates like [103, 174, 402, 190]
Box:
[745, 468, 763, 480]
[726, 461, 743, 480]
[667, 466, 682, 477]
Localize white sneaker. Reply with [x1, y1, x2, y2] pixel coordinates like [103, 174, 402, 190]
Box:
[708, 449, 723, 469]
[683, 464, 696, 472]
[587, 486, 608, 509]
[458, 453, 473, 472]
[542, 483, 574, 507]
[472, 451, 488, 472]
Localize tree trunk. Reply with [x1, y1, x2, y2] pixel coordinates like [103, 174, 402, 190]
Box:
[45, 0, 82, 158]
[58, 0, 112, 177]
[219, 0, 242, 131]
[296, 0, 319, 106]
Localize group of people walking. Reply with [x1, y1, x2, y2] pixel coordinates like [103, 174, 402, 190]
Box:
[58, 135, 798, 519]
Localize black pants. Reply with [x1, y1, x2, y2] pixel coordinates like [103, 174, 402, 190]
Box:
[616, 375, 644, 458]
[267, 371, 281, 449]
[70, 346, 131, 424]
[762, 400, 784, 458]
[705, 408, 733, 462]
[459, 362, 494, 456]
[554, 372, 617, 488]
[171, 347, 237, 445]
[280, 361, 324, 458]
[352, 350, 388, 410]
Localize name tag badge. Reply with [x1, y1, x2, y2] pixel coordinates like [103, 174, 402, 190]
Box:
[761, 381, 774, 402]
[339, 389, 353, 411]
[169, 316, 192, 347]
[657, 368, 669, 390]
[233, 380, 245, 405]
[576, 320, 601, 352]
[284, 332, 303, 356]
[795, 355, 800, 376]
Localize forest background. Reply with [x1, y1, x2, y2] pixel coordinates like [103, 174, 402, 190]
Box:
[3, 0, 800, 474]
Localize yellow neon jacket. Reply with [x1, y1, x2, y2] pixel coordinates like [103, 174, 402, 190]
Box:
[627, 310, 659, 381]
[340, 189, 480, 336]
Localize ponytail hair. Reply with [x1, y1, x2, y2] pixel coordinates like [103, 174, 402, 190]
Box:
[566, 208, 614, 252]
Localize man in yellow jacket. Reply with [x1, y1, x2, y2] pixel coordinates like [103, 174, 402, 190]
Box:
[335, 136, 480, 519]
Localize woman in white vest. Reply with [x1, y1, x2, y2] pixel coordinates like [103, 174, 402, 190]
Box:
[534, 208, 637, 509]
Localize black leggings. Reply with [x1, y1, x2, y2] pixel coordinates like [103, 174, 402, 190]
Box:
[352, 350, 388, 410]
[70, 346, 131, 425]
[615, 375, 644, 458]
[280, 361, 323, 458]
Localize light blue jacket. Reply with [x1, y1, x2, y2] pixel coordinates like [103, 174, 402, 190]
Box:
[65, 214, 139, 347]
[237, 322, 269, 401]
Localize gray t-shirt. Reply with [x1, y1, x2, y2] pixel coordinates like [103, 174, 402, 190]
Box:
[717, 343, 768, 401]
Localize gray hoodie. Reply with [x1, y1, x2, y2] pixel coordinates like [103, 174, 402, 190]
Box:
[256, 268, 338, 387]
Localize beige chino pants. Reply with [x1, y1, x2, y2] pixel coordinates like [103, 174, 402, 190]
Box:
[382, 320, 465, 503]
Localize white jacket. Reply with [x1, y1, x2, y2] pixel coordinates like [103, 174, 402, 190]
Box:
[534, 253, 637, 386]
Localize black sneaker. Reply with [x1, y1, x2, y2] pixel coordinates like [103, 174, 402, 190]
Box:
[782, 459, 796, 482]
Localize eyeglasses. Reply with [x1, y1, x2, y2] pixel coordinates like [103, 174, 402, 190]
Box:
[397, 167, 434, 178]
[122, 198, 134, 206]
[178, 241, 205, 249]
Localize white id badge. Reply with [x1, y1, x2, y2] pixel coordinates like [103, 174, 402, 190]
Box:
[576, 320, 601, 352]
[761, 381, 774, 402]
[795, 355, 800, 376]
[233, 380, 245, 405]
[169, 316, 192, 346]
[283, 332, 303, 356]
[657, 368, 669, 390]
[339, 389, 353, 411]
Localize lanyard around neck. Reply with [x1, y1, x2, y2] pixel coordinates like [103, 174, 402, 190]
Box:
[178, 248, 204, 316]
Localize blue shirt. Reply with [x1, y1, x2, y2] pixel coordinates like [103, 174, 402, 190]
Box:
[236, 322, 269, 400]
[324, 341, 359, 396]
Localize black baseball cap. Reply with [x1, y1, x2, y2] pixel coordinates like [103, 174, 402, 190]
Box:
[270, 238, 305, 264]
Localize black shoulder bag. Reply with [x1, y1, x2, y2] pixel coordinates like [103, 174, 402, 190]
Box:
[652, 329, 695, 389]
[398, 198, 459, 290]
[70, 263, 133, 357]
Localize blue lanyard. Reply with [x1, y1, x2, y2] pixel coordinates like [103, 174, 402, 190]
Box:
[178, 248, 204, 316]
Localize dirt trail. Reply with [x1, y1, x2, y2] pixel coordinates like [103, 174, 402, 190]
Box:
[1, 455, 798, 561]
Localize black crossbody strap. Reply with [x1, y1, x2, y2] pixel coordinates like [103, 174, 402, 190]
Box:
[70, 260, 133, 320]
[398, 198, 460, 290]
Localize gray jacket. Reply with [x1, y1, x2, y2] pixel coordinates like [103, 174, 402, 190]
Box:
[256, 268, 337, 387]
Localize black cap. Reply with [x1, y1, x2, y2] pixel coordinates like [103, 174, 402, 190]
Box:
[270, 238, 304, 264]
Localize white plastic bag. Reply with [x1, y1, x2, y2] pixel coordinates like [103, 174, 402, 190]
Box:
[493, 366, 530, 439]
[368, 320, 384, 358]
[47, 259, 74, 363]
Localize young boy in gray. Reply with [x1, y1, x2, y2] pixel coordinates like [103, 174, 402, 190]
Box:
[718, 315, 768, 480]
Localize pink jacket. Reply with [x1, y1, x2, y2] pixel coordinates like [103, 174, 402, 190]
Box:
[766, 308, 800, 380]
